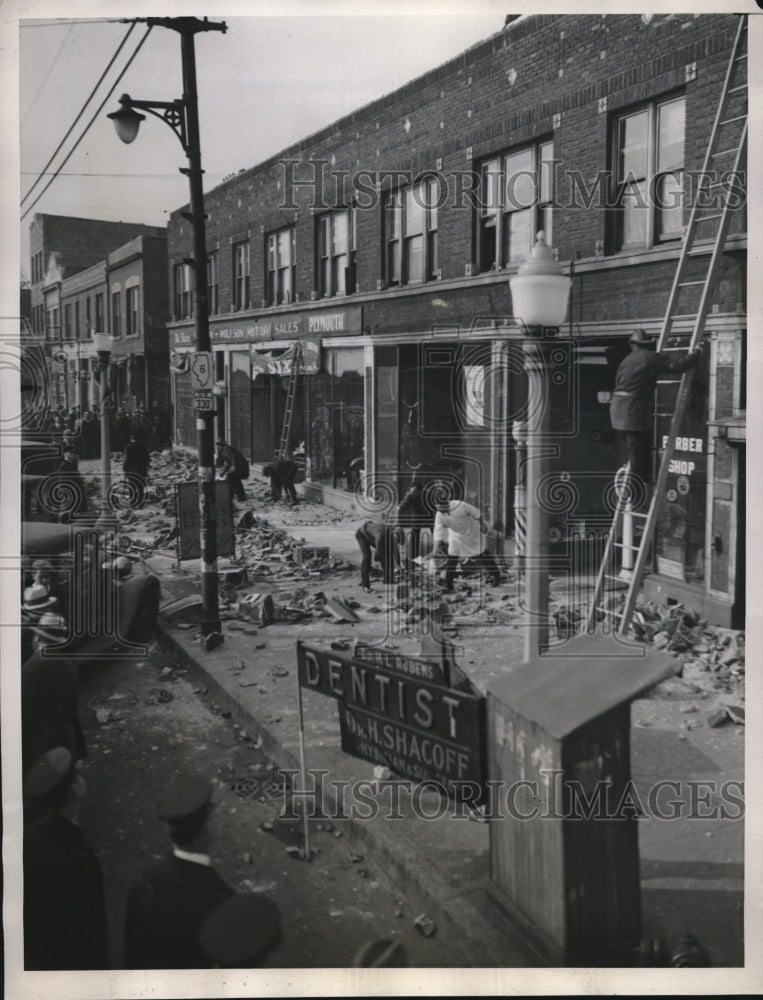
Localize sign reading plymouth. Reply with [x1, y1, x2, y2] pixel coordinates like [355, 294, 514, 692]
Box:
[296, 640, 486, 799]
[171, 305, 362, 348]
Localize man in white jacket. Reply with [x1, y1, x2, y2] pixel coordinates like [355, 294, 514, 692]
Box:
[432, 488, 501, 592]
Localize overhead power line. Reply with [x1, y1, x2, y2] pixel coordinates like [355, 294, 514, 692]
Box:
[21, 21, 137, 207]
[21, 24, 154, 223]
[21, 22, 74, 128]
[21, 20, 124, 28]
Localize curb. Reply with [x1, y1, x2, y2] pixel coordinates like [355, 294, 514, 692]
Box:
[155, 622, 538, 968]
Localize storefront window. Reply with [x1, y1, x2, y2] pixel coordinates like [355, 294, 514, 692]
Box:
[654, 345, 709, 585]
[230, 351, 251, 458]
[308, 348, 364, 488]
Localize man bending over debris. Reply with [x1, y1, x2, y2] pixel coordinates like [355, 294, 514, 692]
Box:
[433, 485, 500, 592]
[355, 519, 398, 592]
[216, 441, 250, 503]
[263, 458, 298, 503]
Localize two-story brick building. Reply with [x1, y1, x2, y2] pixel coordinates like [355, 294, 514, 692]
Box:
[167, 13, 746, 626]
[28, 214, 168, 410]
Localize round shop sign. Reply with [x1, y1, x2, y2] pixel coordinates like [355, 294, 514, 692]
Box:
[667, 488, 678, 502]
[677, 475, 690, 496]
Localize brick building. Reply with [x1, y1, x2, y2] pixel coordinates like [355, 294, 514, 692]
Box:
[28, 214, 168, 409]
[167, 13, 746, 625]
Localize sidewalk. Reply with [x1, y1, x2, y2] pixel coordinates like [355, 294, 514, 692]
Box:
[146, 504, 744, 968]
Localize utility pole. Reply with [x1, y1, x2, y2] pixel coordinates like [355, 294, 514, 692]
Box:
[109, 17, 227, 648]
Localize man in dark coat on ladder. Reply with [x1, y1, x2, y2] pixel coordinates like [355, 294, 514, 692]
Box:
[610, 329, 702, 500]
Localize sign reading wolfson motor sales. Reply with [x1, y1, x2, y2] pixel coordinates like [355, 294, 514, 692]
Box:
[296, 640, 486, 800]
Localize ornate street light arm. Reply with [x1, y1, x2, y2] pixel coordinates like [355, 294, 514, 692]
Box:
[109, 94, 187, 150]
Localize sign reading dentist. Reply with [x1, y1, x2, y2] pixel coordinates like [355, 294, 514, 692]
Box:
[296, 640, 486, 799]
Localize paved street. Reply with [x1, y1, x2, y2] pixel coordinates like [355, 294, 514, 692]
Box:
[76, 646, 462, 969]
[57, 453, 746, 967]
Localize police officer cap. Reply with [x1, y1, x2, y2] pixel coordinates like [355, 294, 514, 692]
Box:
[156, 774, 212, 824]
[199, 894, 282, 967]
[23, 746, 73, 800]
[629, 328, 656, 345]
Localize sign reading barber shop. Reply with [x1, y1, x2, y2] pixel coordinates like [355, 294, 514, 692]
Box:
[297, 640, 486, 801]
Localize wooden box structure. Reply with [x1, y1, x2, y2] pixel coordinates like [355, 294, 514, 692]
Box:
[487, 633, 678, 964]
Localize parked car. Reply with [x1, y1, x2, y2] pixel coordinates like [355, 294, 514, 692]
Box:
[21, 521, 161, 657]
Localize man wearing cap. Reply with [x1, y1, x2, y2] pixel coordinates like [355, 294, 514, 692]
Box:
[23, 747, 109, 970]
[610, 329, 702, 495]
[123, 774, 232, 969]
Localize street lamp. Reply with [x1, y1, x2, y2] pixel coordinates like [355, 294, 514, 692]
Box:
[92, 332, 114, 531]
[108, 17, 227, 649]
[510, 231, 571, 659]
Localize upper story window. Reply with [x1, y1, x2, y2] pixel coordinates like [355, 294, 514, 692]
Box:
[31, 251, 43, 284]
[85, 297, 92, 334]
[612, 95, 685, 251]
[233, 242, 250, 310]
[385, 177, 440, 286]
[318, 208, 356, 297]
[74, 301, 80, 339]
[64, 304, 72, 339]
[111, 291, 122, 338]
[174, 263, 193, 319]
[126, 286, 140, 336]
[267, 227, 296, 305]
[95, 293, 104, 332]
[207, 253, 219, 315]
[479, 140, 554, 272]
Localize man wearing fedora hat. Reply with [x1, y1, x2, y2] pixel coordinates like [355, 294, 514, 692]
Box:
[610, 329, 702, 498]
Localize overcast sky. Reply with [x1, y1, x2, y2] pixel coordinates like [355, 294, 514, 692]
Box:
[15, 4, 510, 270]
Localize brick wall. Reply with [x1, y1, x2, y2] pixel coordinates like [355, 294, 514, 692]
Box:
[168, 13, 744, 326]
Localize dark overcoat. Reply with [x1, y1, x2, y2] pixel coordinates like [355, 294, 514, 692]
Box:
[123, 856, 232, 969]
[24, 813, 109, 970]
[610, 345, 699, 432]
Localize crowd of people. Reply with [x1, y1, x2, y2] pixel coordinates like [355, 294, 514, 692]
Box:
[39, 401, 173, 458]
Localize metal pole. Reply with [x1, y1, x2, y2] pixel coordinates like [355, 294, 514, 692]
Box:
[180, 27, 221, 644]
[96, 354, 113, 530]
[523, 339, 550, 660]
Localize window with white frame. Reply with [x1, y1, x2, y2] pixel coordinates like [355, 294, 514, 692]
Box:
[207, 252, 219, 315]
[126, 286, 140, 336]
[174, 263, 193, 319]
[233, 242, 250, 310]
[318, 208, 356, 297]
[95, 293, 104, 332]
[612, 95, 685, 251]
[385, 177, 440, 286]
[479, 139, 555, 271]
[267, 227, 296, 305]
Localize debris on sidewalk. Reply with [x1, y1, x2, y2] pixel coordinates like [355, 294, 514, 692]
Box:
[413, 913, 437, 938]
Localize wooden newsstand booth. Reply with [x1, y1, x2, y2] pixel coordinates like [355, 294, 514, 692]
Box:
[487, 633, 678, 965]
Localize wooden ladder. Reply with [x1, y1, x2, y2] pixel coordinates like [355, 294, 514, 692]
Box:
[586, 14, 748, 637]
